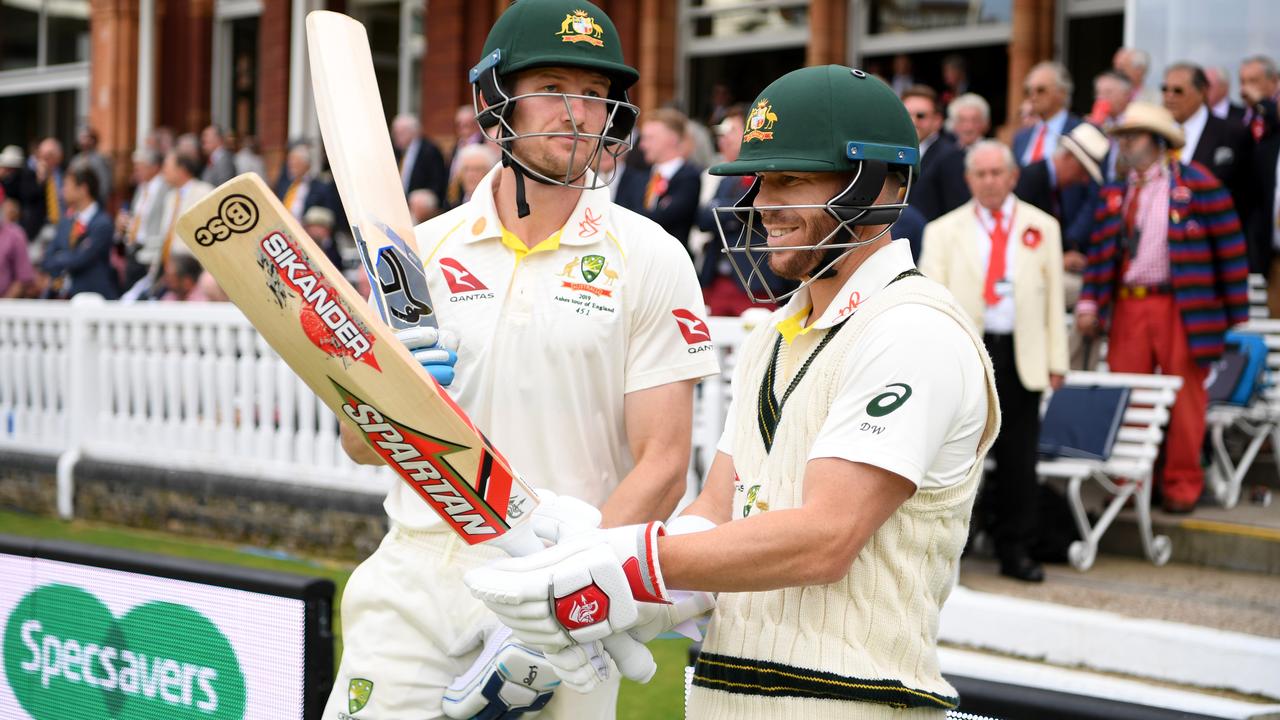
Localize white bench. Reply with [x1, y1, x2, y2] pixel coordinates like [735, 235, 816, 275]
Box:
[1205, 318, 1280, 508]
[1248, 272, 1268, 320]
[1036, 371, 1183, 571]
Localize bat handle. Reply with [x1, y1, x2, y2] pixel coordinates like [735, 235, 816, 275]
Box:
[490, 523, 658, 683]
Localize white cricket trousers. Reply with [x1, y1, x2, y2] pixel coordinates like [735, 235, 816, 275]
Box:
[323, 524, 619, 719]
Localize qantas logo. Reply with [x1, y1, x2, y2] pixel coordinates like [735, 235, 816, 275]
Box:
[439, 257, 489, 294]
[672, 309, 711, 345]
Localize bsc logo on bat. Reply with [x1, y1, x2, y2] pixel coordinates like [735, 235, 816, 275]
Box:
[193, 194, 258, 247]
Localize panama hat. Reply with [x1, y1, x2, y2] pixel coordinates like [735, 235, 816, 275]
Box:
[1107, 101, 1185, 149]
[0, 145, 23, 169]
[1058, 123, 1110, 184]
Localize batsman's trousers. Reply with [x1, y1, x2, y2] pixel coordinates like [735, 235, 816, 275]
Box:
[324, 524, 620, 719]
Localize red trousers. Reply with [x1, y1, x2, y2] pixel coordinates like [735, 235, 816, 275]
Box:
[1106, 295, 1207, 505]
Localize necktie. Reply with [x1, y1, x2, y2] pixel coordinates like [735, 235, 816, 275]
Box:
[983, 208, 1008, 306]
[1029, 124, 1048, 163]
[283, 179, 301, 218]
[159, 186, 186, 271]
[45, 176, 60, 225]
[644, 171, 667, 210]
[70, 218, 86, 248]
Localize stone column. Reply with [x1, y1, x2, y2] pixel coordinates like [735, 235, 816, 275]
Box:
[808, 0, 848, 68]
[258, 0, 291, 182]
[155, 0, 213, 134]
[1006, 0, 1057, 132]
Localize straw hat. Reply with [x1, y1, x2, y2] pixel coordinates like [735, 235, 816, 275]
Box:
[1107, 101, 1185, 149]
[1058, 123, 1111, 184]
[302, 205, 335, 229]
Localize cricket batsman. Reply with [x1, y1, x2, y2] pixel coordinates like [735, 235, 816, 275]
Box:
[324, 1, 721, 718]
[464, 65, 1001, 719]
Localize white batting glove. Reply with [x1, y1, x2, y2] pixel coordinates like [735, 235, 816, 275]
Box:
[528, 489, 602, 546]
[395, 326, 459, 387]
[443, 622, 559, 719]
[464, 523, 670, 653]
[629, 515, 716, 643]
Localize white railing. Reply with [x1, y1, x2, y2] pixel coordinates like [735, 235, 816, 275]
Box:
[0, 296, 748, 518]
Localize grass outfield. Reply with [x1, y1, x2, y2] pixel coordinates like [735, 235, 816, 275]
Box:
[0, 510, 691, 719]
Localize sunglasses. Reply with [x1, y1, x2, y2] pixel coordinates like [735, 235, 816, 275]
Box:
[1160, 85, 1186, 95]
[911, 111, 932, 120]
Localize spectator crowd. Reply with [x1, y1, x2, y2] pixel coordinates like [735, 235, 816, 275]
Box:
[1, 46, 1277, 583]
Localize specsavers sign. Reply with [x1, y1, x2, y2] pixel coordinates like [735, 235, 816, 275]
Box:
[0, 555, 307, 719]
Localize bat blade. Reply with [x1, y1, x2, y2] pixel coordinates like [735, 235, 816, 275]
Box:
[306, 10, 436, 331]
[176, 174, 537, 546]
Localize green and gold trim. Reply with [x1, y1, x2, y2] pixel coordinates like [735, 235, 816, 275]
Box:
[692, 651, 958, 710]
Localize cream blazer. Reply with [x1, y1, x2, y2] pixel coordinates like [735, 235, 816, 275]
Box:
[918, 197, 1069, 392]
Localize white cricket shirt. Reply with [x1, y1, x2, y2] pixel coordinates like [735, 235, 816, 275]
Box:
[386, 165, 720, 529]
[717, 240, 987, 490]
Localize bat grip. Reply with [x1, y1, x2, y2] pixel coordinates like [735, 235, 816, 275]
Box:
[490, 523, 658, 683]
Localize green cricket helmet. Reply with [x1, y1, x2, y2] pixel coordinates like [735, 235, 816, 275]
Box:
[469, 0, 640, 210]
[709, 65, 920, 303]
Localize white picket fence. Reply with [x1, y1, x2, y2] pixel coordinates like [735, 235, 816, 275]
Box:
[0, 295, 748, 518]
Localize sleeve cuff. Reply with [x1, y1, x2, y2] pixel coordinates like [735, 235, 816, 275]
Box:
[807, 446, 925, 489]
[625, 357, 721, 394]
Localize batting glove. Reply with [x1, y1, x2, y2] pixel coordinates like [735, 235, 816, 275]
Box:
[629, 515, 716, 643]
[396, 326, 459, 387]
[464, 523, 670, 654]
[443, 622, 559, 719]
[528, 489, 602, 546]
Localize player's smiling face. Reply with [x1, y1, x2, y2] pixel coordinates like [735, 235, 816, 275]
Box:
[507, 67, 612, 181]
[754, 171, 848, 280]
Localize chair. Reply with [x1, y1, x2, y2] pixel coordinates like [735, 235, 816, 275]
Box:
[1205, 319, 1280, 508]
[1036, 371, 1182, 571]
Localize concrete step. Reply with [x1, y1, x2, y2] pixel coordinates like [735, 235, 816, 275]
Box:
[1099, 502, 1280, 575]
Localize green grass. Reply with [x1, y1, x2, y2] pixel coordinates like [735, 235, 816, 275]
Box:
[0, 510, 691, 718]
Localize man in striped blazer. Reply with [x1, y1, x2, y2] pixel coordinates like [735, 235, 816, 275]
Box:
[1075, 102, 1249, 514]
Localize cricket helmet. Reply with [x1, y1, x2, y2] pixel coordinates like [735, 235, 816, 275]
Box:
[470, 0, 639, 210]
[710, 65, 920, 303]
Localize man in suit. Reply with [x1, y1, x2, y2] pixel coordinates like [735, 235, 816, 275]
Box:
[903, 85, 968, 221]
[273, 142, 337, 223]
[200, 125, 237, 188]
[1076, 103, 1249, 514]
[1240, 55, 1280, 143]
[39, 159, 119, 300]
[1206, 67, 1246, 124]
[117, 148, 171, 289]
[1015, 123, 1110, 274]
[1248, 132, 1280, 315]
[122, 150, 213, 301]
[1164, 62, 1255, 265]
[21, 138, 65, 247]
[1014, 61, 1082, 168]
[920, 140, 1067, 582]
[392, 113, 449, 203]
[946, 93, 991, 150]
[637, 107, 702, 250]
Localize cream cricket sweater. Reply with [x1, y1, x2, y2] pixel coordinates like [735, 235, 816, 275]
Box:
[688, 274, 999, 720]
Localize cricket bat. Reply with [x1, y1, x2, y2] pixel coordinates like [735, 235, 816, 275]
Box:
[177, 174, 538, 554]
[179, 176, 656, 681]
[306, 10, 435, 332]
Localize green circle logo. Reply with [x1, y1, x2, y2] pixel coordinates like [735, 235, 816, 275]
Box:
[3, 584, 246, 719]
[866, 383, 913, 417]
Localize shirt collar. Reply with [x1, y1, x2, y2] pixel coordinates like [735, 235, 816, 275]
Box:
[76, 202, 98, 225]
[462, 164, 616, 248]
[1211, 98, 1230, 117]
[975, 195, 1016, 227]
[653, 157, 684, 179]
[775, 239, 916, 342]
[1039, 109, 1068, 134]
[1129, 159, 1168, 186]
[920, 133, 938, 156]
[1182, 104, 1209, 137]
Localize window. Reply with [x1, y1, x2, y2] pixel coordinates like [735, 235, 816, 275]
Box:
[0, 1, 90, 149]
[867, 0, 1011, 35]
